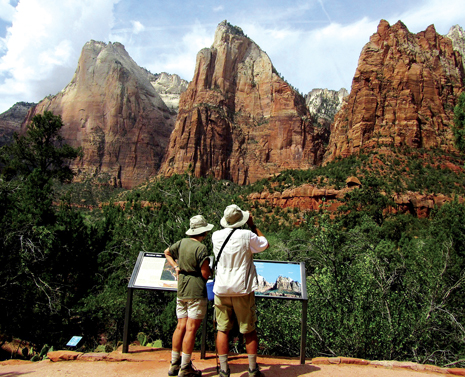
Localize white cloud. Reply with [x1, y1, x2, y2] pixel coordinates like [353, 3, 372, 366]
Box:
[0, 0, 16, 22]
[395, 0, 465, 34]
[0, 0, 119, 113]
[131, 20, 145, 34]
[241, 18, 376, 93]
[213, 5, 223, 12]
[139, 21, 213, 80]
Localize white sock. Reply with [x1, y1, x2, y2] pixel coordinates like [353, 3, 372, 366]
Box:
[181, 353, 191, 368]
[248, 354, 257, 370]
[171, 351, 180, 364]
[219, 354, 229, 372]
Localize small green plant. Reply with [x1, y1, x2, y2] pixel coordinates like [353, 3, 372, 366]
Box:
[137, 332, 148, 346]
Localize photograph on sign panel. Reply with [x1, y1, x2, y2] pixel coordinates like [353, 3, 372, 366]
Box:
[254, 261, 302, 298]
[160, 259, 177, 282]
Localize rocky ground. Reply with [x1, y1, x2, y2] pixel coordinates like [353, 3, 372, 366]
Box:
[2, 347, 465, 377]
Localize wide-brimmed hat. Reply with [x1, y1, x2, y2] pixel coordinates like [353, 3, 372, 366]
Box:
[185, 215, 214, 236]
[220, 204, 249, 228]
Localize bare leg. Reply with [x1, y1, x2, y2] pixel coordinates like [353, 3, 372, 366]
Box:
[182, 317, 203, 354]
[244, 330, 258, 355]
[172, 317, 188, 353]
[216, 330, 230, 355]
[217, 330, 230, 372]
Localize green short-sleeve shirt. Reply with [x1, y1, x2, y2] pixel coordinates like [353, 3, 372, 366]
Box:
[169, 238, 210, 299]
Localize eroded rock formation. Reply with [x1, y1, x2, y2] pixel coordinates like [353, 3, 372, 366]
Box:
[306, 88, 348, 129]
[159, 20, 327, 184]
[24, 41, 176, 188]
[447, 25, 465, 71]
[248, 183, 465, 218]
[0, 102, 35, 147]
[324, 20, 465, 163]
[147, 72, 188, 113]
[273, 276, 301, 293]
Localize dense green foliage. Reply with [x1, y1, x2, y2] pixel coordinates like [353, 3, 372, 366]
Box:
[0, 111, 82, 183]
[2, 113, 465, 367]
[0, 112, 93, 354]
[247, 146, 465, 197]
[454, 92, 465, 152]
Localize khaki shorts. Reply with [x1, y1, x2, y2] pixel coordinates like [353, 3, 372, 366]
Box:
[214, 292, 257, 334]
[176, 298, 208, 320]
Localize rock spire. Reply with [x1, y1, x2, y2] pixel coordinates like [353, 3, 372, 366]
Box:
[24, 40, 176, 188]
[159, 20, 326, 184]
[324, 20, 465, 163]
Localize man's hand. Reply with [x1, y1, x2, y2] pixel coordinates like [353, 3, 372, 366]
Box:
[246, 214, 255, 228]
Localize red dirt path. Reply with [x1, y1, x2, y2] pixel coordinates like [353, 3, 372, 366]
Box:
[2, 347, 464, 377]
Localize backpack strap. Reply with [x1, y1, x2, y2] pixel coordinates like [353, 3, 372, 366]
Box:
[212, 228, 237, 272]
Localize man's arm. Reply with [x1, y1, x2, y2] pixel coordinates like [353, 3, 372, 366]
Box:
[247, 214, 269, 250]
[200, 258, 211, 281]
[164, 247, 180, 279]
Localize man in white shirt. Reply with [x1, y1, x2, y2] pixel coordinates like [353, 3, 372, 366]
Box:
[212, 204, 269, 377]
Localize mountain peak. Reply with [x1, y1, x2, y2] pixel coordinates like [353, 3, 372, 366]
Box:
[213, 20, 246, 47]
[447, 24, 465, 70]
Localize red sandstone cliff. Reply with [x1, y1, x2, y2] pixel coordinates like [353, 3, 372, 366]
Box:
[24, 41, 175, 188]
[324, 20, 465, 163]
[159, 21, 327, 184]
[248, 181, 464, 219]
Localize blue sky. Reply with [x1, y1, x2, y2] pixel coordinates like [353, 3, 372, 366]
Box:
[255, 261, 301, 285]
[0, 0, 464, 113]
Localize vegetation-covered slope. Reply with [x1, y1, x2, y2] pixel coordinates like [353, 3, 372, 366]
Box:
[2, 109, 465, 367]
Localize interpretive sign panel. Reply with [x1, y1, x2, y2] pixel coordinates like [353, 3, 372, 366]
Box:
[254, 260, 307, 300]
[128, 253, 307, 300]
[128, 252, 177, 290]
[66, 336, 82, 347]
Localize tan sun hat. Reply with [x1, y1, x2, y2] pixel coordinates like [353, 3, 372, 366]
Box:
[220, 204, 250, 228]
[185, 215, 214, 236]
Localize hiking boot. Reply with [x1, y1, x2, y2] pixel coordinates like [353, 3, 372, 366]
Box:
[178, 361, 202, 377]
[218, 369, 230, 377]
[248, 366, 263, 377]
[168, 360, 181, 376]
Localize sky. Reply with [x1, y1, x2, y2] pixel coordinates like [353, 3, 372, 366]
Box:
[0, 0, 464, 114]
[255, 261, 302, 285]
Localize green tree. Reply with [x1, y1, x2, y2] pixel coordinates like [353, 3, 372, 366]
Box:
[0, 110, 82, 184]
[453, 92, 465, 152]
[0, 111, 91, 349]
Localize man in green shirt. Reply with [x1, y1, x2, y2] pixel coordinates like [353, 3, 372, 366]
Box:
[164, 215, 214, 377]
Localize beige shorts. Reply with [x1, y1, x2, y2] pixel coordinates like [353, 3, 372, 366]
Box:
[176, 298, 208, 320]
[214, 292, 257, 334]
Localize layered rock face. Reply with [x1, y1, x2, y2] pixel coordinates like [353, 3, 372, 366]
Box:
[24, 41, 175, 188]
[147, 72, 188, 112]
[447, 25, 465, 70]
[306, 88, 348, 128]
[0, 102, 35, 147]
[273, 276, 301, 293]
[324, 20, 464, 163]
[159, 21, 325, 184]
[248, 182, 464, 218]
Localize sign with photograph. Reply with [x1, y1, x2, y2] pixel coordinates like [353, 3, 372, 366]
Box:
[128, 253, 306, 300]
[128, 252, 177, 290]
[254, 260, 307, 300]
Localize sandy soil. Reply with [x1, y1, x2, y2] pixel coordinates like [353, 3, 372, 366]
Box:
[0, 349, 456, 377]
